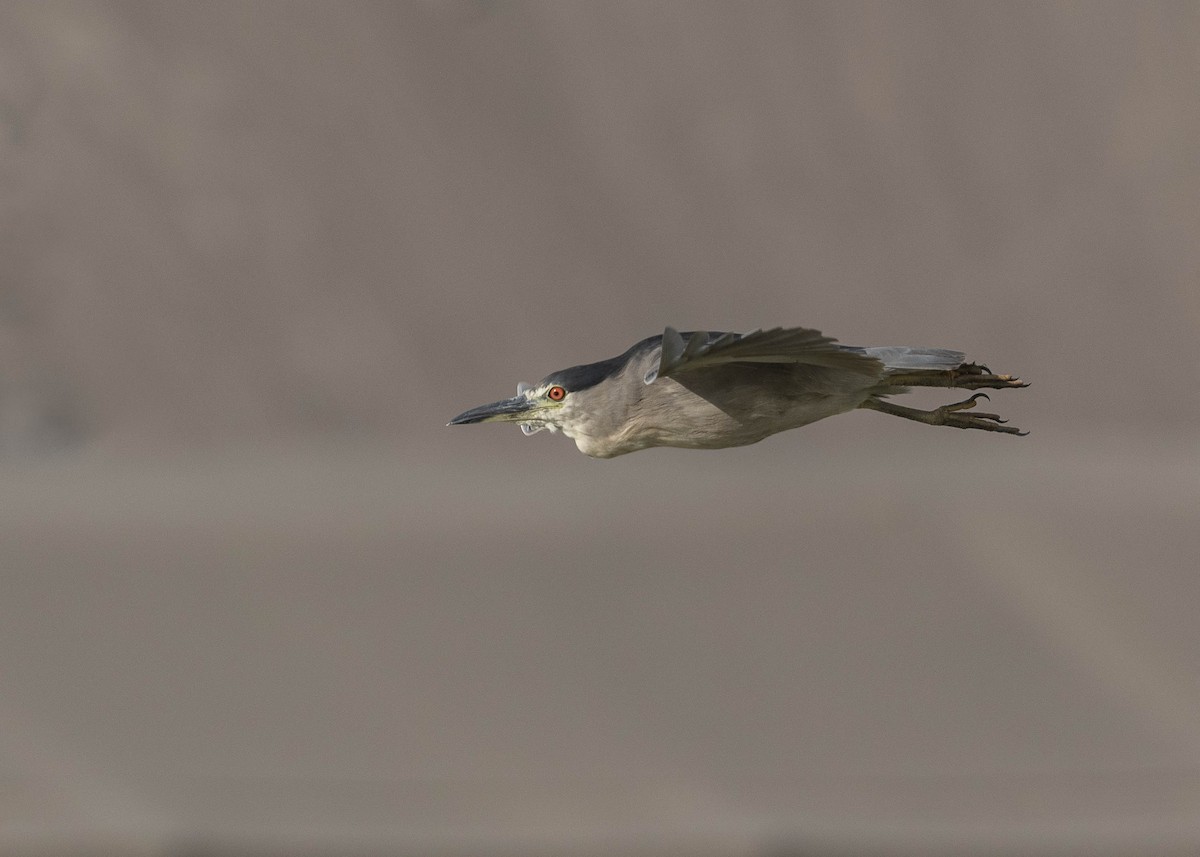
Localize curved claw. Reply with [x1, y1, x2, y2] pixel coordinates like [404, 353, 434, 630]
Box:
[946, 392, 991, 413]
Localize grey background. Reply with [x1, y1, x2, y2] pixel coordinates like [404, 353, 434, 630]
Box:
[1, 2, 1198, 855]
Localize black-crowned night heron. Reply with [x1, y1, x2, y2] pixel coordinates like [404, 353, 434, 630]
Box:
[449, 326, 1028, 459]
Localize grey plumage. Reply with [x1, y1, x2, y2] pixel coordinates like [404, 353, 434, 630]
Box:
[850, 345, 965, 371]
[449, 326, 1028, 458]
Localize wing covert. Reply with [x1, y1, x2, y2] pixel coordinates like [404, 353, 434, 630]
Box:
[645, 326, 883, 384]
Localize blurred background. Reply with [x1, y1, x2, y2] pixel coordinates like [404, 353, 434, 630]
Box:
[1, 2, 1198, 855]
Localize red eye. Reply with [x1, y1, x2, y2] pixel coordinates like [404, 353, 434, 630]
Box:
[547, 385, 566, 401]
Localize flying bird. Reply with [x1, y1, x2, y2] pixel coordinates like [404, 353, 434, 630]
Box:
[449, 326, 1028, 459]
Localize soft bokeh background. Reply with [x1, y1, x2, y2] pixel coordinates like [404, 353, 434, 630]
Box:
[1, 2, 1198, 855]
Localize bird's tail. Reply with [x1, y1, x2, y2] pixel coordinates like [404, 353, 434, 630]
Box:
[843, 345, 965, 372]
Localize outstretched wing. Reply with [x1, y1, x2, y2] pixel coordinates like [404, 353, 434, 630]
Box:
[645, 326, 883, 384]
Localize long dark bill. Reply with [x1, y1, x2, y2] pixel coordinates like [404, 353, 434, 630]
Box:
[447, 395, 536, 426]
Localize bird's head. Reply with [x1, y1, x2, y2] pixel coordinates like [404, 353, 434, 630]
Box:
[447, 379, 574, 436]
[447, 349, 635, 448]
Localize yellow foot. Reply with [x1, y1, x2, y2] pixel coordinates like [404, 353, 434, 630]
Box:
[935, 393, 1028, 435]
[951, 363, 1030, 391]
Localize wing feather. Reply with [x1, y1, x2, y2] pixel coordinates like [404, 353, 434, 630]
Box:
[646, 326, 883, 384]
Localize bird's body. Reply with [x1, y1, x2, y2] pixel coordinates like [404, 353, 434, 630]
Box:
[449, 326, 1028, 458]
[547, 337, 884, 457]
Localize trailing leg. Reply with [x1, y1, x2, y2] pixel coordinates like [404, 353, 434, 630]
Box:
[883, 363, 1028, 391]
[860, 392, 1028, 436]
